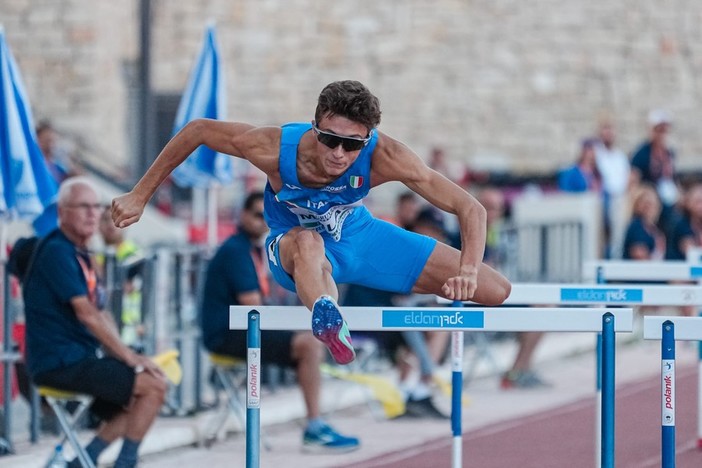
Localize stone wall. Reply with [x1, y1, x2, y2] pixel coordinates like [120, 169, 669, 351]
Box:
[2, 0, 701, 179]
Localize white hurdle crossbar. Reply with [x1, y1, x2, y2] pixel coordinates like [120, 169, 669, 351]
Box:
[583, 260, 702, 282]
[230, 305, 633, 468]
[644, 316, 702, 468]
[502, 283, 702, 306]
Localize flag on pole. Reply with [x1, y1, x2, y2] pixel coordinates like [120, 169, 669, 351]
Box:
[171, 24, 231, 188]
[0, 27, 58, 220]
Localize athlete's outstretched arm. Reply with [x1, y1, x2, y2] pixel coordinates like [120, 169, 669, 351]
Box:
[371, 133, 491, 300]
[112, 119, 276, 228]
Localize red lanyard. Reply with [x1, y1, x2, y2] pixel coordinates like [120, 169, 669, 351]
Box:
[76, 254, 97, 305]
[251, 247, 270, 298]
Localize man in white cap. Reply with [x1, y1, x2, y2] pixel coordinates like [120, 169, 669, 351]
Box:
[630, 109, 680, 237]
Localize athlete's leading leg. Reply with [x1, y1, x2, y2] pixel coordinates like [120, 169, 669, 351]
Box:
[278, 228, 355, 364]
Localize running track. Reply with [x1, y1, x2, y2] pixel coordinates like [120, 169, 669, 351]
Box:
[340, 365, 700, 468]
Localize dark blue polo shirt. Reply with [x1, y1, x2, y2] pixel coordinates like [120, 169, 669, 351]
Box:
[622, 217, 657, 259]
[23, 229, 100, 377]
[200, 233, 259, 352]
[666, 216, 695, 260]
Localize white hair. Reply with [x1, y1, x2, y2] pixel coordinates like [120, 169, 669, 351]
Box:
[57, 177, 100, 206]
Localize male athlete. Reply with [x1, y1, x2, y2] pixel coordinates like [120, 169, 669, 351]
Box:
[112, 80, 511, 365]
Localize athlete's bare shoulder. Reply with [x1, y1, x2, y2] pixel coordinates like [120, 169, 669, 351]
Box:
[369, 131, 428, 187]
[230, 125, 282, 177]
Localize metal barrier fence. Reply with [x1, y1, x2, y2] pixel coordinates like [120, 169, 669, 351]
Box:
[498, 221, 584, 283]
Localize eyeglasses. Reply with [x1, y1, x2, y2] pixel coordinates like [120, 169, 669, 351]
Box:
[312, 125, 372, 152]
[66, 203, 104, 212]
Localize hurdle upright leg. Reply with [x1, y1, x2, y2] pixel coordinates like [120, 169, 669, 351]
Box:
[698, 310, 702, 450]
[246, 311, 261, 468]
[451, 300, 464, 468]
[601, 313, 615, 468]
[595, 266, 605, 468]
[661, 320, 676, 468]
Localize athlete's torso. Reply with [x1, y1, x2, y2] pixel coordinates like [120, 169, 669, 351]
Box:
[263, 122, 378, 241]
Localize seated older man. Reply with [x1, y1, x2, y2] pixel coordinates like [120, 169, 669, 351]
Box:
[23, 177, 167, 468]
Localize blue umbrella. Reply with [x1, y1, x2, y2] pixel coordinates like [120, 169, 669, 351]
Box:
[0, 28, 58, 220]
[0, 26, 58, 451]
[171, 24, 231, 188]
[170, 24, 230, 247]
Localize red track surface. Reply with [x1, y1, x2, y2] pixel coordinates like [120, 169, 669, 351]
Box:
[342, 366, 701, 468]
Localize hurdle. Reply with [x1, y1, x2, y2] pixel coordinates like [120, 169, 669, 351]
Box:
[644, 316, 702, 468]
[451, 282, 702, 468]
[230, 305, 633, 468]
[584, 259, 702, 454]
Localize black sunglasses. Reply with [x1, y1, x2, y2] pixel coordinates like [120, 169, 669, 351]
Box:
[312, 125, 372, 152]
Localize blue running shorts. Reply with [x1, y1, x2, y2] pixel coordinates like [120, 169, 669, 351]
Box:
[266, 214, 436, 294]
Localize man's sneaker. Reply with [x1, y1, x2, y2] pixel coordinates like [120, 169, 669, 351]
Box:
[403, 397, 449, 420]
[500, 370, 552, 390]
[302, 422, 360, 453]
[312, 295, 355, 365]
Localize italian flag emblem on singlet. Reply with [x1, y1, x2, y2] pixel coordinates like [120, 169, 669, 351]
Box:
[350, 176, 363, 188]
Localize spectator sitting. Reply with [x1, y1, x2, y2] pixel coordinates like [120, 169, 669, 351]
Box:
[395, 206, 452, 417]
[394, 191, 420, 229]
[666, 182, 702, 261]
[622, 184, 665, 260]
[200, 191, 359, 452]
[664, 182, 702, 317]
[477, 187, 550, 389]
[23, 177, 167, 468]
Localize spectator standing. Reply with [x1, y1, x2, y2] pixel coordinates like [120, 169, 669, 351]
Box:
[23, 178, 167, 468]
[200, 191, 359, 452]
[594, 120, 632, 258]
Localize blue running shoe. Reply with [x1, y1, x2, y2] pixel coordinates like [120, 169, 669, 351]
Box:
[312, 295, 356, 365]
[302, 422, 360, 453]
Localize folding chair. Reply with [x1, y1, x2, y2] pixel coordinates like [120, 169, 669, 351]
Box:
[463, 332, 500, 384]
[38, 386, 95, 468]
[203, 353, 271, 450]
